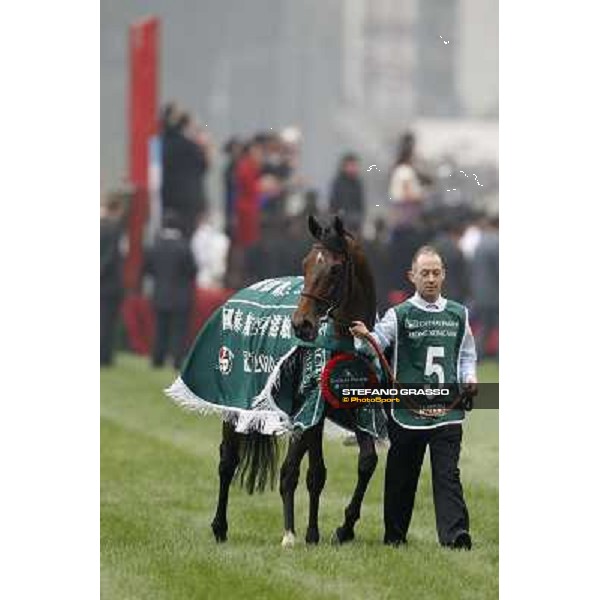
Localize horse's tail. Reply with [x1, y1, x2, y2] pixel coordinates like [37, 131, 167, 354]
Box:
[236, 432, 281, 495]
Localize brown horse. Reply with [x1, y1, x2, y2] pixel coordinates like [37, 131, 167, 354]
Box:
[211, 215, 380, 546]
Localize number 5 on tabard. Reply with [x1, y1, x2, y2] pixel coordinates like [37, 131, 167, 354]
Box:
[425, 346, 445, 385]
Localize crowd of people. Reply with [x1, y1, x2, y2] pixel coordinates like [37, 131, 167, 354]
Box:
[100, 103, 499, 368]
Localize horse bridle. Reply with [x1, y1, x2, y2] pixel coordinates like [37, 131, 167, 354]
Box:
[299, 243, 354, 325]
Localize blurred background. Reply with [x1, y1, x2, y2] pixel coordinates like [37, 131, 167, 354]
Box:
[100, 0, 498, 369]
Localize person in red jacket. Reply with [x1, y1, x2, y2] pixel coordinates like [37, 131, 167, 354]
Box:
[234, 137, 264, 248]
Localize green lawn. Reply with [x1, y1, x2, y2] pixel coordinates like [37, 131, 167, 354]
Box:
[101, 354, 498, 600]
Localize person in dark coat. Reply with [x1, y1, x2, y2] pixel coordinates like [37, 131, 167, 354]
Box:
[388, 222, 430, 297]
[277, 216, 310, 277]
[161, 112, 209, 237]
[432, 219, 470, 304]
[362, 218, 393, 314]
[244, 217, 280, 284]
[159, 102, 183, 208]
[471, 215, 499, 358]
[144, 211, 198, 369]
[223, 137, 243, 238]
[329, 153, 364, 235]
[261, 133, 291, 226]
[100, 195, 126, 366]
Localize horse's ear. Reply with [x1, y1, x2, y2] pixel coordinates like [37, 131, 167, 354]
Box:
[308, 215, 322, 239]
[333, 215, 346, 237]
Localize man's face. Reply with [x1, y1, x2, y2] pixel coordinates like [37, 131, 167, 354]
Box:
[408, 253, 445, 301]
[343, 160, 359, 177]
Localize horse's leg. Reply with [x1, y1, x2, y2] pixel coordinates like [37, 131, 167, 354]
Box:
[305, 420, 327, 545]
[279, 431, 310, 547]
[211, 421, 240, 542]
[333, 429, 378, 544]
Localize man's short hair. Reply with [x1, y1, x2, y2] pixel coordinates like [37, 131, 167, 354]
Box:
[411, 245, 444, 268]
[341, 152, 359, 165]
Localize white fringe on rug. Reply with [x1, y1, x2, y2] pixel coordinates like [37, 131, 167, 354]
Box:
[165, 346, 383, 439]
[165, 376, 290, 436]
[250, 346, 299, 414]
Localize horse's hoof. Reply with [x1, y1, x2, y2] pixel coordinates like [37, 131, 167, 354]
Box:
[281, 530, 296, 548]
[331, 526, 355, 545]
[305, 528, 320, 545]
[211, 520, 228, 543]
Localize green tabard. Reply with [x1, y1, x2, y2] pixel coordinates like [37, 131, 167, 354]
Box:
[390, 299, 468, 429]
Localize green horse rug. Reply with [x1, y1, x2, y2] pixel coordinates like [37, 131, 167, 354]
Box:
[166, 276, 386, 438]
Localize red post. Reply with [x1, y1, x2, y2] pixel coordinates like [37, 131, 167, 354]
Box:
[124, 16, 159, 292]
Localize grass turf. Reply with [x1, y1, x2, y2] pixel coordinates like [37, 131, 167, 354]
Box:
[101, 354, 498, 600]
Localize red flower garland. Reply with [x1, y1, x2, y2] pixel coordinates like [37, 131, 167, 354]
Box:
[320, 352, 379, 409]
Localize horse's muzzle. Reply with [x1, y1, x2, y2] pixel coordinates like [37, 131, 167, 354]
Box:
[293, 318, 318, 342]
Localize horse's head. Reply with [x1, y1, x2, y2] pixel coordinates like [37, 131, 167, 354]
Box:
[292, 215, 352, 342]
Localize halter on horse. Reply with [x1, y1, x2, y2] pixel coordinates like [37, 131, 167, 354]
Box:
[293, 214, 374, 341]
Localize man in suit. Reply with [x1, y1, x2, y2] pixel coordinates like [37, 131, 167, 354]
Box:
[144, 211, 198, 369]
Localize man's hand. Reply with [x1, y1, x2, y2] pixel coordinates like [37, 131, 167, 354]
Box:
[349, 320, 369, 339]
[461, 376, 478, 411]
[462, 376, 478, 398]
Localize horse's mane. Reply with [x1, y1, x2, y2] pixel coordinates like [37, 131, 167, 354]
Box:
[343, 234, 377, 331]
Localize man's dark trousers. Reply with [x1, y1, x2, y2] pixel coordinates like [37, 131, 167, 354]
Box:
[384, 419, 469, 546]
[152, 309, 189, 370]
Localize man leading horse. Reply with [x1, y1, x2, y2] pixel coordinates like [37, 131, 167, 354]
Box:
[350, 244, 478, 549]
